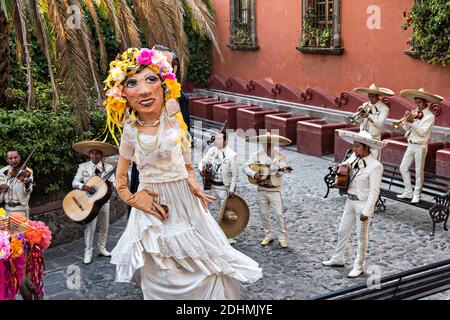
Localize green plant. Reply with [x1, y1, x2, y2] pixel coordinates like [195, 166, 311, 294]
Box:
[0, 107, 108, 205]
[402, 0, 450, 66]
[230, 23, 252, 47]
[319, 28, 332, 47]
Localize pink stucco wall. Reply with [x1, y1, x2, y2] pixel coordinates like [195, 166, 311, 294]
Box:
[210, 0, 450, 98]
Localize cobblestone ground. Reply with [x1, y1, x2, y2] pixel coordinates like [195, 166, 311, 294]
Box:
[41, 136, 449, 300]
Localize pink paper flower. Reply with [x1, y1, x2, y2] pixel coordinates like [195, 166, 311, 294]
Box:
[162, 73, 176, 81]
[159, 62, 173, 75]
[136, 48, 154, 65]
[106, 86, 124, 100]
[0, 231, 11, 261]
[151, 51, 167, 66]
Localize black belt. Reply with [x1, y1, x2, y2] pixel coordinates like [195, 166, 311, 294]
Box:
[6, 202, 22, 207]
[347, 194, 359, 201]
[211, 181, 224, 186]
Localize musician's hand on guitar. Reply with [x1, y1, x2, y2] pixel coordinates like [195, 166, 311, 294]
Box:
[254, 172, 262, 183]
[360, 214, 369, 221]
[0, 184, 8, 192]
[228, 191, 235, 197]
[82, 185, 95, 194]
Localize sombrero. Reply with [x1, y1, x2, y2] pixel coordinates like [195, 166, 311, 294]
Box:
[339, 130, 387, 150]
[72, 141, 118, 157]
[400, 88, 444, 104]
[354, 83, 395, 96]
[247, 132, 292, 146]
[218, 194, 250, 238]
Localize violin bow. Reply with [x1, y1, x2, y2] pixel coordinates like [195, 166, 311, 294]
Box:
[10, 145, 38, 185]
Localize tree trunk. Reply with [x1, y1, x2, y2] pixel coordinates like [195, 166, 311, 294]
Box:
[0, 8, 9, 106]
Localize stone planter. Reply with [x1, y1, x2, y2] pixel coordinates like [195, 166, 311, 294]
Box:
[436, 148, 450, 178]
[296, 119, 350, 156]
[212, 103, 256, 129]
[236, 107, 281, 135]
[265, 113, 318, 145]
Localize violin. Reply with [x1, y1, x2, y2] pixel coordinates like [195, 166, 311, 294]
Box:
[11, 165, 32, 183]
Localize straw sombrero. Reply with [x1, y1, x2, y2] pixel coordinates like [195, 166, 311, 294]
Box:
[339, 130, 387, 150]
[72, 141, 118, 157]
[218, 194, 250, 238]
[247, 132, 292, 146]
[400, 88, 444, 104]
[354, 83, 395, 96]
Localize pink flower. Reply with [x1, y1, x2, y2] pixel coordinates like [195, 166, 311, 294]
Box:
[159, 62, 173, 75]
[106, 87, 124, 100]
[162, 73, 176, 81]
[136, 48, 154, 65]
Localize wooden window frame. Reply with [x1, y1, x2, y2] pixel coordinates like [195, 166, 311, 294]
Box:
[228, 0, 259, 51]
[297, 0, 344, 55]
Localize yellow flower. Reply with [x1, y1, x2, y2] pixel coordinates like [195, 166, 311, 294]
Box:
[165, 79, 181, 101]
[0, 208, 6, 217]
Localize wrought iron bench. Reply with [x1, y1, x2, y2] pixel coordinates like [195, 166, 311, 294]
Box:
[310, 259, 450, 300]
[377, 162, 450, 236]
[323, 150, 450, 236]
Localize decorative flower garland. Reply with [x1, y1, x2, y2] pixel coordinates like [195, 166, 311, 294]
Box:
[0, 212, 52, 300]
[103, 48, 188, 148]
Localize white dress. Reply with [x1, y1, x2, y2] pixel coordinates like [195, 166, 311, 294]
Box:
[111, 119, 262, 300]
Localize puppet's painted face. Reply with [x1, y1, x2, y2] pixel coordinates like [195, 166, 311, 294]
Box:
[121, 67, 164, 116]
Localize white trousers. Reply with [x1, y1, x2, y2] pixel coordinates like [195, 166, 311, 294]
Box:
[210, 186, 229, 215]
[85, 202, 110, 253]
[258, 190, 287, 241]
[399, 143, 428, 196]
[332, 199, 370, 269]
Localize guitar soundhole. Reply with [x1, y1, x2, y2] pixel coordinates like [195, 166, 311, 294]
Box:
[72, 196, 84, 211]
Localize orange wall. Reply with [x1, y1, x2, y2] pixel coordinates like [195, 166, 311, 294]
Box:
[211, 0, 450, 98]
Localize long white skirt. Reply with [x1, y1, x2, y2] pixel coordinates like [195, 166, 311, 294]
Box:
[111, 179, 262, 300]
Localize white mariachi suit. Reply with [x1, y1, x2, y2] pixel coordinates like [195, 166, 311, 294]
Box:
[330, 153, 383, 270]
[72, 160, 115, 255]
[400, 107, 435, 198]
[0, 165, 34, 218]
[242, 149, 287, 242]
[198, 146, 239, 215]
[355, 100, 389, 160]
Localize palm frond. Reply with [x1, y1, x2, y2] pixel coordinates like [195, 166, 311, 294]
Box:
[106, 0, 127, 50]
[34, 0, 59, 108]
[28, 0, 46, 49]
[12, 1, 25, 63]
[16, 0, 35, 109]
[85, 0, 108, 72]
[92, 0, 108, 19]
[116, 0, 140, 48]
[182, 0, 222, 61]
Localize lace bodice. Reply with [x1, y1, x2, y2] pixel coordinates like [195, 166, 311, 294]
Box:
[119, 120, 190, 183]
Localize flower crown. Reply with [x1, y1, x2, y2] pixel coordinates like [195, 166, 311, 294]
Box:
[102, 48, 184, 146]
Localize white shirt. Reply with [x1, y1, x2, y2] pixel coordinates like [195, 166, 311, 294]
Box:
[343, 153, 383, 218]
[402, 107, 435, 145]
[198, 146, 239, 192]
[72, 160, 115, 190]
[0, 165, 34, 212]
[356, 100, 389, 139]
[242, 149, 287, 191]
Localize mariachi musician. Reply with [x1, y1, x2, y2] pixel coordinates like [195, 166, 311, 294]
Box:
[198, 122, 240, 244]
[72, 141, 117, 264]
[322, 130, 386, 278]
[0, 149, 34, 218]
[352, 83, 394, 160]
[242, 132, 292, 249]
[396, 88, 443, 203]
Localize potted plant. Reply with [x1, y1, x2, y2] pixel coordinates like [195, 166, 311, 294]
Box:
[319, 28, 332, 47]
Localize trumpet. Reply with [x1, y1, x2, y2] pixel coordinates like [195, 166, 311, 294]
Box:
[393, 108, 420, 129]
[348, 104, 371, 123]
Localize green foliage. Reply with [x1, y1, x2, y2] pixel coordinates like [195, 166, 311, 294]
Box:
[184, 13, 212, 84]
[0, 107, 107, 203]
[402, 0, 450, 66]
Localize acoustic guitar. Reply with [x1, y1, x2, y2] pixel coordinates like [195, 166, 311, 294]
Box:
[332, 163, 350, 195]
[63, 166, 116, 225]
[247, 164, 293, 185]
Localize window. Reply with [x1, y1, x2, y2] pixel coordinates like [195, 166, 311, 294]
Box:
[298, 0, 343, 55]
[228, 0, 259, 51]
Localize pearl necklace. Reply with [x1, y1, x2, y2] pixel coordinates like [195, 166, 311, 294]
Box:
[136, 116, 160, 127]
